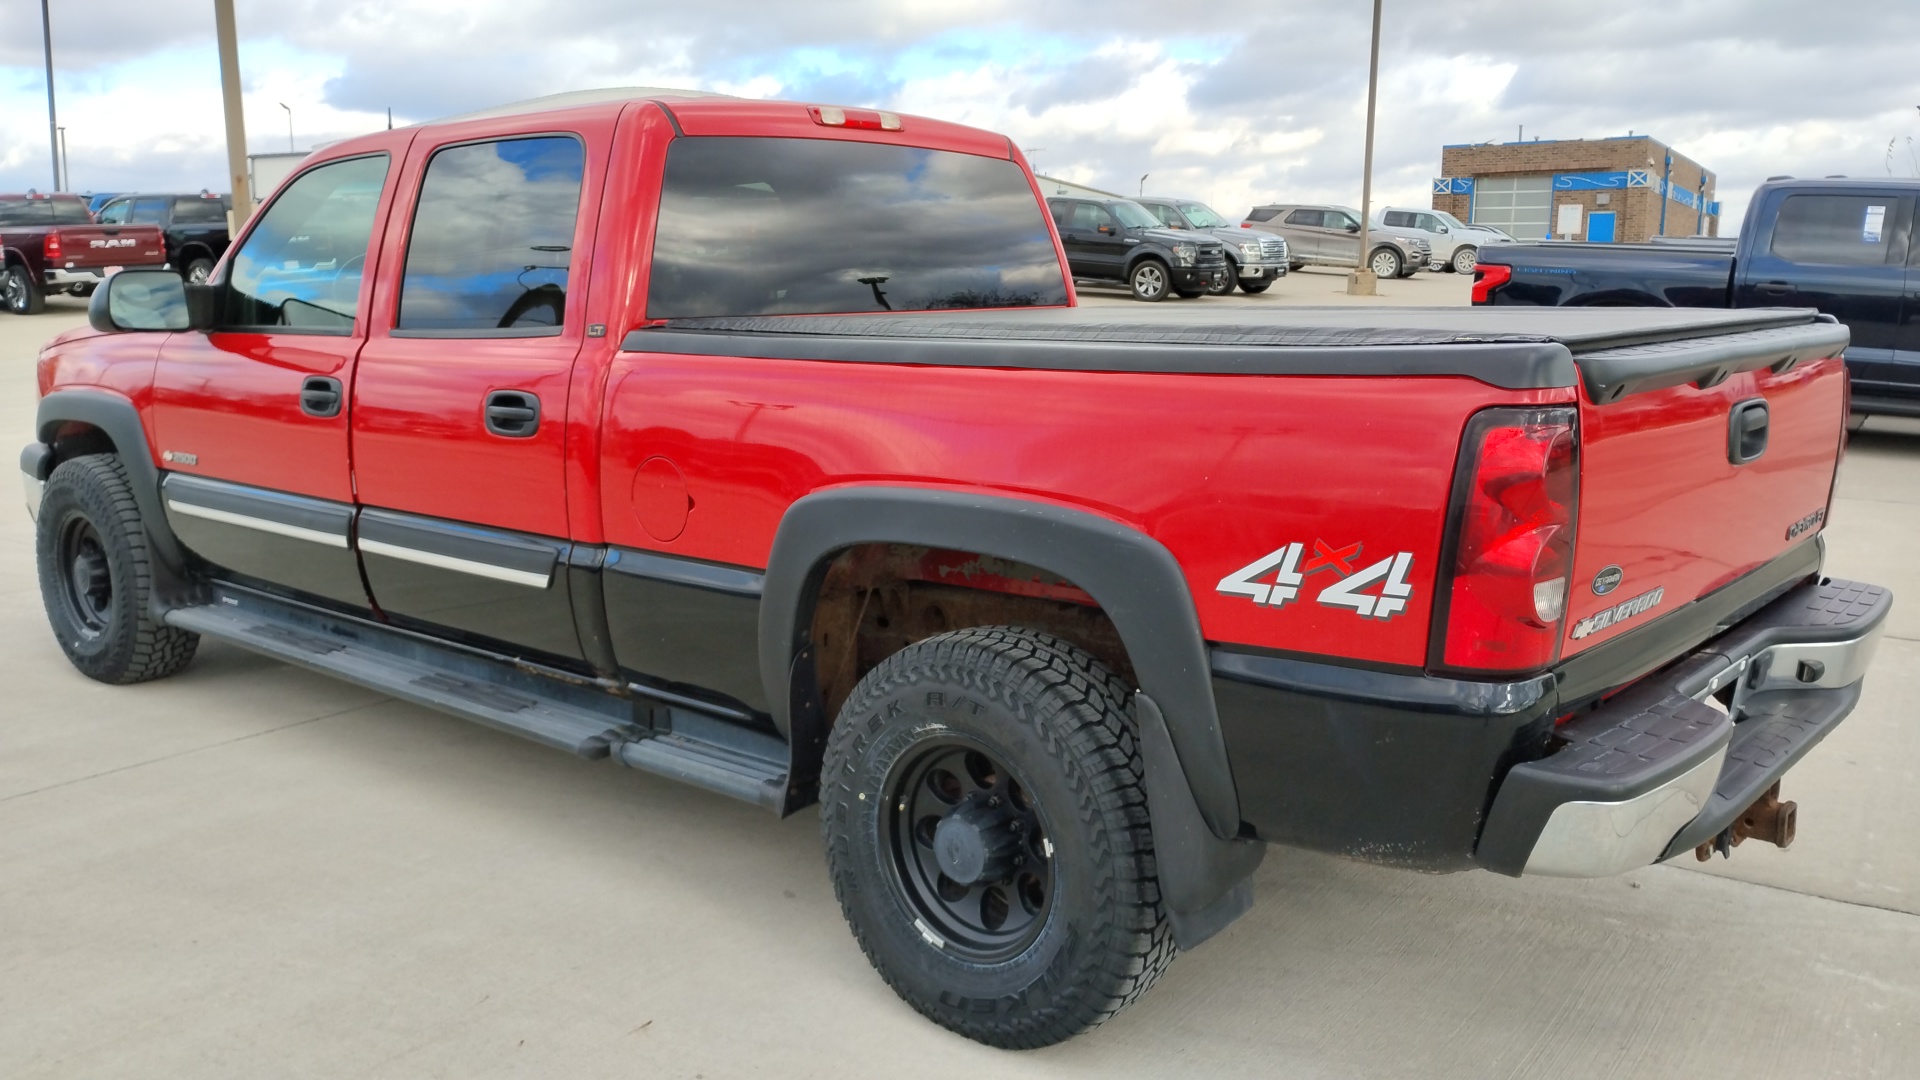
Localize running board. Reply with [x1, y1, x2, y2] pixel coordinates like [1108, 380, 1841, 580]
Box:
[164, 586, 791, 809]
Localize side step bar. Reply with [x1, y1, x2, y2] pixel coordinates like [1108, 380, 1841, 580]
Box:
[165, 585, 790, 807]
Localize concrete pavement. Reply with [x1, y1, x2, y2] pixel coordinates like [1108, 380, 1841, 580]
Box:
[2, 293, 1915, 1079]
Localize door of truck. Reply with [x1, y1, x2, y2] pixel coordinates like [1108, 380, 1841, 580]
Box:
[1735, 189, 1911, 373]
[348, 122, 607, 662]
[1056, 200, 1128, 279]
[148, 142, 409, 609]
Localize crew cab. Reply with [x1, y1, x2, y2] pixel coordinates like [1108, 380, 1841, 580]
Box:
[1046, 194, 1229, 300]
[95, 192, 233, 284]
[1136, 195, 1288, 295]
[1473, 177, 1920, 418]
[22, 89, 1890, 1050]
[1, 192, 168, 314]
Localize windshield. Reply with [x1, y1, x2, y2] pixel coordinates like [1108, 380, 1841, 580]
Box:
[1432, 209, 1469, 229]
[649, 137, 1067, 317]
[1177, 202, 1228, 228]
[1110, 201, 1163, 230]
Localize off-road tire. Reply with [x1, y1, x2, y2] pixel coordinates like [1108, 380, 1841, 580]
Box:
[1127, 259, 1169, 302]
[3, 262, 46, 315]
[821, 627, 1175, 1049]
[36, 455, 198, 684]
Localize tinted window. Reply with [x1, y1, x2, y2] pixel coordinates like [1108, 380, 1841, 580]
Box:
[128, 197, 170, 224]
[173, 198, 228, 225]
[1245, 207, 1279, 223]
[50, 198, 93, 224]
[648, 137, 1068, 318]
[1383, 211, 1414, 227]
[225, 154, 389, 331]
[95, 199, 131, 224]
[398, 136, 585, 332]
[1284, 209, 1322, 227]
[0, 197, 90, 225]
[1770, 195, 1906, 266]
[1046, 199, 1071, 227]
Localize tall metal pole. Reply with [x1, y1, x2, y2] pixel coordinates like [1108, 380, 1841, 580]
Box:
[1348, 0, 1383, 296]
[58, 127, 70, 193]
[42, 0, 60, 190]
[215, 0, 255, 225]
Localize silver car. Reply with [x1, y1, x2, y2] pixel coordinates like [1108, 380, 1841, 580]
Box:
[1136, 196, 1288, 295]
[1374, 206, 1513, 274]
[1242, 203, 1426, 278]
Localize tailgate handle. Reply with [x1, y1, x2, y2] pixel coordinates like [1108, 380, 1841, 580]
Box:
[1728, 399, 1769, 464]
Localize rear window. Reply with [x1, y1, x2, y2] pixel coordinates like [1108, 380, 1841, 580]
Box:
[174, 198, 229, 224]
[0, 196, 91, 225]
[647, 137, 1067, 318]
[1383, 210, 1415, 227]
[1770, 194, 1907, 266]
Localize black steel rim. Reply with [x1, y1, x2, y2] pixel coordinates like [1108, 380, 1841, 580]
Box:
[886, 737, 1054, 962]
[58, 513, 113, 637]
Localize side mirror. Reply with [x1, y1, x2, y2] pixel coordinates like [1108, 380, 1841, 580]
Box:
[1344, 222, 1360, 233]
[88, 270, 217, 333]
[1437, 224, 1450, 233]
[1097, 224, 1116, 235]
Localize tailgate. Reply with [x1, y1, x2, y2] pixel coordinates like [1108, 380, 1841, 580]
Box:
[53, 225, 167, 268]
[1563, 317, 1850, 656]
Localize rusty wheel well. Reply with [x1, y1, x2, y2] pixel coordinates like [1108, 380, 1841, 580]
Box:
[806, 543, 1137, 725]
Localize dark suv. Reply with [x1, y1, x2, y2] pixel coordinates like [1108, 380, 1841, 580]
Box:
[1046, 196, 1229, 301]
[94, 192, 232, 284]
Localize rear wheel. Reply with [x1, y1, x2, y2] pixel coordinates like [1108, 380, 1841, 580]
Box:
[1450, 246, 1477, 274]
[2, 262, 46, 315]
[36, 456, 199, 684]
[1369, 247, 1402, 278]
[821, 627, 1174, 1049]
[1128, 259, 1169, 302]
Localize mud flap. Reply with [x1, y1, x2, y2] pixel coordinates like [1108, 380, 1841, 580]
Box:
[1136, 691, 1266, 949]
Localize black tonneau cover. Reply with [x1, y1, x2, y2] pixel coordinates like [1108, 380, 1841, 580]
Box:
[627, 306, 1848, 400]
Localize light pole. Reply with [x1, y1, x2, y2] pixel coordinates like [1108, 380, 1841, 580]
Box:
[1347, 0, 1383, 297]
[41, 0, 59, 190]
[58, 126, 70, 193]
[215, 0, 254, 225]
[280, 102, 295, 152]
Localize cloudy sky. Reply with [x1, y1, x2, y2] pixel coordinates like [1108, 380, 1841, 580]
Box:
[5, 1, 1919, 232]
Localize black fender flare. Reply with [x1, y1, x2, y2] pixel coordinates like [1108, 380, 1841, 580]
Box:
[759, 486, 1241, 839]
[34, 387, 197, 611]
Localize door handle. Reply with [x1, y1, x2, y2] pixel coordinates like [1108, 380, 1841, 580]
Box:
[1755, 281, 1797, 296]
[299, 375, 342, 418]
[484, 390, 541, 438]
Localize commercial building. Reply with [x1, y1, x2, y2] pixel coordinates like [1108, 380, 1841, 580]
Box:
[1431, 135, 1720, 243]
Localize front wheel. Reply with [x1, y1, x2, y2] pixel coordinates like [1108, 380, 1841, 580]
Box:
[821, 627, 1174, 1049]
[1369, 247, 1402, 278]
[36, 456, 199, 684]
[1207, 260, 1236, 295]
[2, 262, 46, 315]
[183, 258, 216, 285]
[1238, 279, 1272, 294]
[1128, 259, 1169, 302]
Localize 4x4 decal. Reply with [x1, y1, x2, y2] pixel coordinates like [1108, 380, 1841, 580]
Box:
[1217, 541, 1415, 620]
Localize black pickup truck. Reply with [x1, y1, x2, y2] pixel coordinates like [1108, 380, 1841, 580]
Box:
[1474, 177, 1920, 418]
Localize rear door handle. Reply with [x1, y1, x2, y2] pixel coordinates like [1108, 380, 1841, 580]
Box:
[1755, 281, 1797, 296]
[484, 390, 541, 438]
[300, 375, 342, 418]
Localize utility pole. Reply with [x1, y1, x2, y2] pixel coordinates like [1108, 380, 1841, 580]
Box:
[1347, 0, 1383, 296]
[41, 0, 59, 190]
[58, 127, 70, 193]
[215, 0, 254, 225]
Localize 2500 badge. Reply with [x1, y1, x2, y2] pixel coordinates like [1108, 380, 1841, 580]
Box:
[1217, 539, 1414, 621]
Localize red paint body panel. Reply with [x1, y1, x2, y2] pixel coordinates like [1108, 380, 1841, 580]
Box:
[597, 352, 1571, 666]
[1562, 357, 1847, 654]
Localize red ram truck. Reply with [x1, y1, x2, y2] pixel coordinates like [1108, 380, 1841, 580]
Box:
[1, 192, 168, 315]
[21, 90, 1891, 1048]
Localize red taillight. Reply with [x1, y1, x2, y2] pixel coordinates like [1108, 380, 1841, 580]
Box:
[1435, 407, 1578, 673]
[44, 232, 62, 262]
[808, 105, 903, 131]
[1239, 222, 1252, 228]
[1471, 262, 1511, 304]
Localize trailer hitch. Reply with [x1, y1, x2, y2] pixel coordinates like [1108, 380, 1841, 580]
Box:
[1695, 781, 1797, 861]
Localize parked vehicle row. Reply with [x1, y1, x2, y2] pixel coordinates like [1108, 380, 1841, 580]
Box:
[1241, 203, 1428, 278]
[0, 190, 232, 315]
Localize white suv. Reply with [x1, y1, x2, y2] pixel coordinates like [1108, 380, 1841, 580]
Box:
[1373, 207, 1511, 274]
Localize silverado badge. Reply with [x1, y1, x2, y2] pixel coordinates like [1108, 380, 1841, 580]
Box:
[1591, 565, 1623, 596]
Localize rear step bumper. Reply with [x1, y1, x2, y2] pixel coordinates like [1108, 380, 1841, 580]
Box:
[1477, 577, 1890, 878]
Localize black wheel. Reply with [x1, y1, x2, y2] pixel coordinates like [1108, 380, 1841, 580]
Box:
[1173, 286, 1208, 299]
[183, 257, 216, 285]
[1127, 259, 1169, 302]
[3, 262, 46, 315]
[1238, 279, 1272, 294]
[1207, 260, 1236, 295]
[821, 627, 1173, 1049]
[1450, 246, 1477, 274]
[1368, 247, 1402, 279]
[36, 456, 198, 684]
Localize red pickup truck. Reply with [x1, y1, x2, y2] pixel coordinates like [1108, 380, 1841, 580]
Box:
[22, 90, 1891, 1048]
[1, 192, 168, 315]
